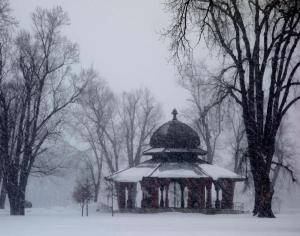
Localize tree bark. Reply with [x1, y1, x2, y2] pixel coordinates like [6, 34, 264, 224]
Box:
[249, 146, 275, 218]
[257, 177, 274, 218]
[93, 183, 100, 203]
[0, 182, 7, 209]
[5, 165, 29, 215]
[253, 175, 274, 217]
[7, 184, 26, 215]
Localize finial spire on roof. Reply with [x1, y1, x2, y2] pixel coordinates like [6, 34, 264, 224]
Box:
[172, 109, 178, 120]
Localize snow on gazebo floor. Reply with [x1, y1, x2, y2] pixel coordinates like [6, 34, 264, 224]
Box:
[0, 207, 299, 236]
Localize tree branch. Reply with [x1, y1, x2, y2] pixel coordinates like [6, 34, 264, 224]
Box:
[271, 161, 297, 182]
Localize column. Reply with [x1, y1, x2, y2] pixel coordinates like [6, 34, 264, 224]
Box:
[198, 181, 205, 209]
[140, 181, 146, 208]
[214, 182, 221, 209]
[150, 179, 159, 208]
[165, 183, 169, 208]
[126, 183, 134, 209]
[187, 183, 193, 208]
[205, 180, 212, 209]
[221, 179, 235, 209]
[180, 182, 185, 208]
[173, 182, 177, 208]
[230, 181, 235, 209]
[160, 185, 164, 208]
[117, 183, 126, 209]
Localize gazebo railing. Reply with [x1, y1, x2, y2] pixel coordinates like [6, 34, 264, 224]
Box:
[232, 202, 244, 212]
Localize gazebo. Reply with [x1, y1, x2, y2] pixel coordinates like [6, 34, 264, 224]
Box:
[106, 109, 245, 213]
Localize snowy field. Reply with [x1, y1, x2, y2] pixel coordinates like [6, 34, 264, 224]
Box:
[0, 207, 300, 236]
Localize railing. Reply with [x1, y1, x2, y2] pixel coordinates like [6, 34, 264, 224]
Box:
[232, 202, 244, 212]
[118, 201, 246, 214]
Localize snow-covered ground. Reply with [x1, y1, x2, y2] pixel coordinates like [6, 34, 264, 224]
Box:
[0, 207, 300, 236]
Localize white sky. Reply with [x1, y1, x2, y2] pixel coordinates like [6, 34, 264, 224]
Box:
[10, 0, 191, 118]
[10, 0, 300, 138]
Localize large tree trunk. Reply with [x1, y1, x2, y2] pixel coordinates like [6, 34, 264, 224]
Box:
[252, 173, 275, 217]
[257, 175, 274, 218]
[93, 183, 100, 202]
[0, 183, 7, 209]
[6, 168, 28, 215]
[7, 185, 26, 215]
[249, 145, 275, 218]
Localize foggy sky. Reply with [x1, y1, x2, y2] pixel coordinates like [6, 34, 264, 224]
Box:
[10, 0, 300, 134]
[11, 0, 191, 118]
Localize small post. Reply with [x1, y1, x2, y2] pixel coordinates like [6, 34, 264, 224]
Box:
[174, 182, 176, 208]
[206, 181, 212, 209]
[111, 182, 114, 217]
[86, 201, 89, 216]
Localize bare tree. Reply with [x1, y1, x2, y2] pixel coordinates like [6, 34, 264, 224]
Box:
[72, 75, 108, 202]
[0, 0, 14, 30]
[223, 100, 248, 174]
[0, 169, 6, 208]
[0, 7, 87, 215]
[73, 171, 93, 216]
[271, 118, 297, 190]
[121, 88, 162, 167]
[75, 83, 162, 207]
[0, 0, 16, 210]
[75, 74, 128, 208]
[179, 62, 225, 163]
[76, 76, 121, 177]
[72, 107, 103, 202]
[165, 0, 300, 217]
[120, 88, 162, 205]
[83, 152, 103, 203]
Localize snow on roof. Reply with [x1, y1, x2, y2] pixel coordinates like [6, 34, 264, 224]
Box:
[198, 164, 244, 180]
[106, 161, 245, 183]
[150, 162, 208, 178]
[107, 162, 159, 182]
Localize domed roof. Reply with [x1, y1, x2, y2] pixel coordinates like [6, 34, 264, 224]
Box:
[150, 109, 200, 149]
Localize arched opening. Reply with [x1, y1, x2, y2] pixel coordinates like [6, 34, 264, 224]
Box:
[168, 181, 188, 208]
[213, 181, 223, 209]
[169, 181, 181, 208]
[136, 182, 142, 208]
